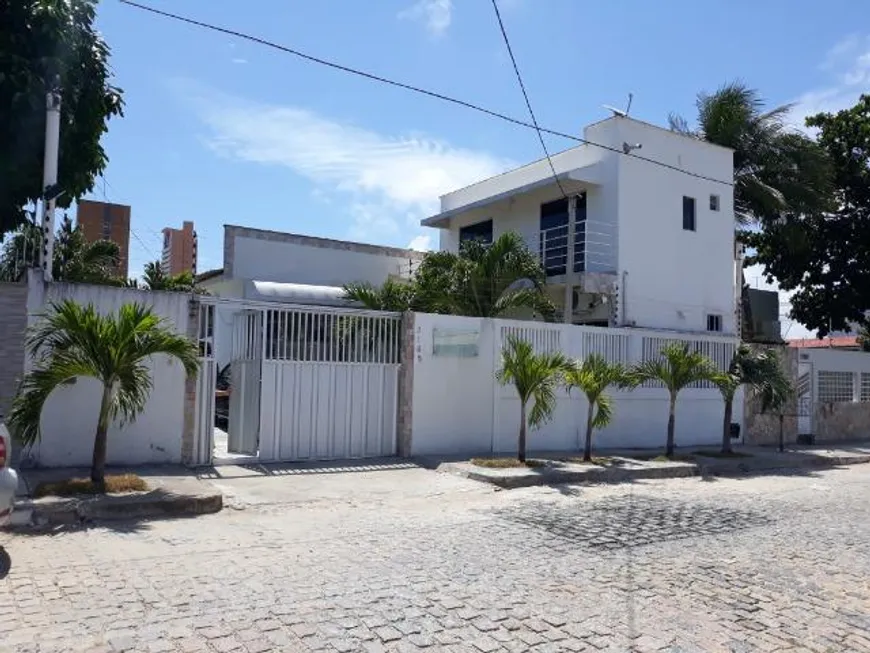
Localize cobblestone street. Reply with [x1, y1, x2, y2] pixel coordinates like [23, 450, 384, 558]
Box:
[2, 464, 870, 653]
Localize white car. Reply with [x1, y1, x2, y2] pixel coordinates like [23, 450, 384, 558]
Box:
[0, 419, 18, 527]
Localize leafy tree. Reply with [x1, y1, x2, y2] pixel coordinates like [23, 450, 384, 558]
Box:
[7, 301, 198, 487]
[712, 345, 792, 454]
[563, 355, 629, 462]
[858, 324, 870, 353]
[629, 342, 718, 457]
[344, 232, 555, 319]
[0, 214, 121, 284]
[1, 0, 124, 236]
[495, 336, 570, 463]
[669, 82, 831, 225]
[136, 260, 201, 292]
[744, 95, 870, 335]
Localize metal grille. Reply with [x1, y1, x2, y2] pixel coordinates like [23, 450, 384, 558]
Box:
[640, 337, 735, 389]
[262, 308, 401, 364]
[196, 303, 215, 360]
[817, 371, 854, 403]
[580, 331, 631, 364]
[862, 374, 870, 402]
[500, 325, 561, 354]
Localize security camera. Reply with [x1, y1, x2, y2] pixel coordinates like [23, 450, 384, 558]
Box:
[622, 142, 643, 154]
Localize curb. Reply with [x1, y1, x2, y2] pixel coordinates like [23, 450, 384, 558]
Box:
[11, 491, 223, 528]
[443, 454, 870, 489]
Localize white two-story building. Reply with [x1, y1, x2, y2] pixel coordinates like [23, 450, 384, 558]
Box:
[421, 115, 740, 336]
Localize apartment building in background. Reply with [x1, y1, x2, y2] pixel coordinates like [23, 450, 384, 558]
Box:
[76, 199, 131, 277]
[161, 221, 197, 276]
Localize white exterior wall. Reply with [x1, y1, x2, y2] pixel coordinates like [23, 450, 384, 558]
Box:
[24, 281, 192, 467]
[432, 117, 736, 336]
[410, 312, 742, 456]
[230, 234, 418, 288]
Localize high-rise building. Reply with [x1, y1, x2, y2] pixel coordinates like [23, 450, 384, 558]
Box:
[161, 221, 197, 276]
[76, 199, 131, 277]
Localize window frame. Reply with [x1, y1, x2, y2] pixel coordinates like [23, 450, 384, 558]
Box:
[709, 194, 720, 212]
[706, 314, 723, 333]
[682, 196, 697, 231]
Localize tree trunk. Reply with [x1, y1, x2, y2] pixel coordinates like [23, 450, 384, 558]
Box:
[518, 401, 527, 463]
[91, 384, 113, 488]
[666, 393, 677, 457]
[721, 397, 734, 454]
[778, 413, 785, 453]
[584, 402, 594, 462]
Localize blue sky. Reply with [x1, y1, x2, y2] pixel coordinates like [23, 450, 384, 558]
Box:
[85, 0, 869, 337]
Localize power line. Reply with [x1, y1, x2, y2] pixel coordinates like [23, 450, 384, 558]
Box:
[118, 0, 734, 188]
[489, 0, 566, 199]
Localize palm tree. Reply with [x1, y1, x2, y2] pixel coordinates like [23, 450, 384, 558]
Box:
[669, 81, 831, 225]
[564, 355, 629, 462]
[630, 342, 718, 457]
[138, 260, 202, 292]
[7, 301, 199, 487]
[712, 345, 793, 454]
[343, 232, 555, 319]
[495, 336, 570, 463]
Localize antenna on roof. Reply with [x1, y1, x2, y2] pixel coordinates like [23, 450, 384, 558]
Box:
[603, 93, 633, 118]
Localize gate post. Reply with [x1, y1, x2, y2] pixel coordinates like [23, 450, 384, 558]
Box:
[396, 312, 416, 457]
[181, 298, 200, 464]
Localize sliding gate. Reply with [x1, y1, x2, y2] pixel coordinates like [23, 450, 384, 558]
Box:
[257, 306, 402, 461]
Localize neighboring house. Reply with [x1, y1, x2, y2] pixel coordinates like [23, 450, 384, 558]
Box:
[421, 115, 739, 335]
[789, 336, 860, 350]
[196, 224, 425, 368]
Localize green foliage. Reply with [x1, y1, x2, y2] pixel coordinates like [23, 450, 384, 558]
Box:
[744, 95, 870, 335]
[7, 300, 199, 482]
[0, 214, 123, 284]
[0, 0, 124, 236]
[134, 260, 204, 292]
[630, 342, 718, 396]
[712, 345, 790, 402]
[496, 337, 570, 429]
[858, 325, 870, 353]
[343, 232, 555, 319]
[564, 355, 629, 430]
[670, 81, 832, 225]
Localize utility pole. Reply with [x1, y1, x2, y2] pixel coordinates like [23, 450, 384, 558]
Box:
[39, 77, 62, 282]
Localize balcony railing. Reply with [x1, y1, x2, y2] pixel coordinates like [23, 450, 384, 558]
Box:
[537, 222, 616, 276]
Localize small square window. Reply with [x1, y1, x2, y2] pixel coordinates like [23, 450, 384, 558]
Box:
[682, 196, 696, 231]
[710, 194, 720, 211]
[706, 314, 723, 332]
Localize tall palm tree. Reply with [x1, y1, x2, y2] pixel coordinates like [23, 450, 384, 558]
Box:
[630, 342, 718, 457]
[7, 301, 199, 487]
[495, 336, 570, 463]
[139, 260, 201, 292]
[343, 232, 555, 320]
[564, 355, 630, 462]
[669, 82, 831, 225]
[712, 345, 793, 454]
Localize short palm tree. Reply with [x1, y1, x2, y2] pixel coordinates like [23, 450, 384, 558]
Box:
[342, 278, 416, 312]
[495, 336, 570, 463]
[712, 345, 793, 454]
[7, 301, 199, 487]
[630, 342, 718, 457]
[564, 355, 629, 462]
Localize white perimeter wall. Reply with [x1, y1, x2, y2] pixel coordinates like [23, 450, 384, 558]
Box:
[25, 280, 192, 467]
[410, 312, 742, 456]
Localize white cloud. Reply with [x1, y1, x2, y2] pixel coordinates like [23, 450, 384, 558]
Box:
[790, 34, 870, 129]
[398, 0, 452, 37]
[231, 58, 248, 65]
[187, 88, 512, 243]
[407, 234, 433, 251]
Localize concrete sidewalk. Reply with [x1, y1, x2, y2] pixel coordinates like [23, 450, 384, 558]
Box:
[438, 442, 870, 489]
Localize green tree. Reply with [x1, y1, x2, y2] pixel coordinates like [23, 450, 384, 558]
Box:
[563, 355, 629, 462]
[712, 345, 792, 454]
[137, 260, 201, 292]
[629, 342, 718, 457]
[344, 232, 555, 319]
[857, 324, 870, 353]
[744, 95, 870, 335]
[0, 214, 121, 284]
[7, 301, 198, 487]
[495, 336, 570, 463]
[1, 0, 124, 236]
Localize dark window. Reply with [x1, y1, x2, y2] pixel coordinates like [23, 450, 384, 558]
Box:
[459, 219, 493, 245]
[709, 194, 720, 211]
[707, 314, 722, 332]
[540, 198, 569, 275]
[683, 196, 696, 231]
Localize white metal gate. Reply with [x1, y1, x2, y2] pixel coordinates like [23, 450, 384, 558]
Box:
[191, 302, 216, 465]
[228, 310, 263, 455]
[797, 361, 813, 435]
[257, 306, 401, 461]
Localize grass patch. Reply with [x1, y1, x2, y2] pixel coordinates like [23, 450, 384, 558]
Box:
[470, 458, 546, 469]
[692, 450, 753, 459]
[560, 456, 617, 466]
[34, 473, 149, 498]
[650, 454, 695, 463]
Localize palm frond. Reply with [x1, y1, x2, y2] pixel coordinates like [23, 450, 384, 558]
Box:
[630, 342, 718, 393]
[496, 336, 570, 428]
[591, 392, 614, 430]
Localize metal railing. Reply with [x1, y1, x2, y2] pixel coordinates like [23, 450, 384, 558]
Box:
[536, 222, 616, 276]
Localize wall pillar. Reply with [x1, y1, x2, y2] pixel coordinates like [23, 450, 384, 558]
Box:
[563, 195, 577, 324]
[180, 298, 200, 464]
[396, 312, 416, 457]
